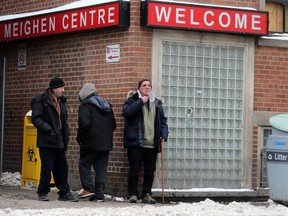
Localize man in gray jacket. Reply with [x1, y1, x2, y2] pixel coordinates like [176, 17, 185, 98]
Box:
[77, 83, 116, 201]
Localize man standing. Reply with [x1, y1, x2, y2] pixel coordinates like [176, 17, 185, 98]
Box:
[77, 83, 116, 201]
[31, 77, 78, 202]
[122, 79, 169, 204]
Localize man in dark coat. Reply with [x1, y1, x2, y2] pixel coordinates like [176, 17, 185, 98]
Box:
[122, 79, 169, 204]
[31, 77, 78, 202]
[77, 83, 116, 201]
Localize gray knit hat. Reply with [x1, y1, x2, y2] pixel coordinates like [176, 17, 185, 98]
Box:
[79, 83, 97, 101]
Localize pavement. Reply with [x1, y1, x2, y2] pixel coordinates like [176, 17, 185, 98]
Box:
[0, 185, 273, 210]
[0, 185, 140, 210]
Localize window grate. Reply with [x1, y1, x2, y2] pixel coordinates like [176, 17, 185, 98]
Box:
[260, 128, 272, 188]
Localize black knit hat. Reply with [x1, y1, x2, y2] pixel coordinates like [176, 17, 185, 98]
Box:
[49, 77, 65, 89]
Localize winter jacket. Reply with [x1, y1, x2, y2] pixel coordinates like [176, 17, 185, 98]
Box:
[30, 91, 70, 150]
[122, 91, 168, 153]
[76, 94, 116, 151]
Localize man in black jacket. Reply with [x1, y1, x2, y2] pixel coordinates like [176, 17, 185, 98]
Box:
[31, 77, 78, 202]
[77, 83, 116, 201]
[122, 79, 169, 204]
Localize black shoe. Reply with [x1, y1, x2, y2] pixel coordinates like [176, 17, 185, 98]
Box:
[58, 192, 79, 202]
[129, 195, 138, 203]
[38, 193, 49, 201]
[89, 195, 104, 202]
[142, 193, 156, 204]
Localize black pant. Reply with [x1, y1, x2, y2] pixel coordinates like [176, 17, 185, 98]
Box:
[37, 147, 70, 196]
[128, 147, 158, 197]
[79, 149, 109, 199]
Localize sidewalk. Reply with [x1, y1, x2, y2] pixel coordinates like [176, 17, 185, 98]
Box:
[0, 184, 271, 210]
[0, 185, 287, 216]
[0, 185, 134, 210]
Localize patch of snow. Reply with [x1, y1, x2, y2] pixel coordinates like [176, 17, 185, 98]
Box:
[261, 33, 288, 41]
[0, 171, 21, 187]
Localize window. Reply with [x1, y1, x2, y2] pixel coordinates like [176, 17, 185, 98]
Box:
[259, 127, 272, 188]
[266, 0, 288, 33]
[161, 42, 245, 189]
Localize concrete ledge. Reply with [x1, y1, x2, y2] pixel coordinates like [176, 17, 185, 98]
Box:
[257, 37, 288, 48]
[152, 188, 269, 202]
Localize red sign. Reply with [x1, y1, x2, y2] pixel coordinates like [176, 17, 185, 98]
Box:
[141, 1, 268, 35]
[0, 1, 130, 42]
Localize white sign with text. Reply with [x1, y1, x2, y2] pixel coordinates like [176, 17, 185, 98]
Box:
[106, 44, 120, 63]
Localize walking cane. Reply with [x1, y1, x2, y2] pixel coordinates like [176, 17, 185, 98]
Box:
[160, 138, 165, 204]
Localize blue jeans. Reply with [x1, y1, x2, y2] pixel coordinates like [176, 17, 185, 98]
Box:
[79, 149, 109, 199]
[127, 147, 158, 197]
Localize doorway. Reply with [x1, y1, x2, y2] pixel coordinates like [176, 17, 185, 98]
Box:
[152, 30, 255, 189]
[0, 56, 4, 175]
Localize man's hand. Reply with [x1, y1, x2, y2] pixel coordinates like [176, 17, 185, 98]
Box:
[142, 95, 149, 104]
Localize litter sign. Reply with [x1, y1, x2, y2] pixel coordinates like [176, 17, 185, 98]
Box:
[267, 151, 288, 163]
[106, 44, 120, 63]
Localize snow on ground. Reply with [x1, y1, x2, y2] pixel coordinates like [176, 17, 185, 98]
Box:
[0, 200, 287, 216]
[0, 172, 288, 215]
[0, 172, 21, 187]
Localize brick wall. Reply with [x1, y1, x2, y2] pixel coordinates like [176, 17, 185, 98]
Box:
[252, 125, 260, 188]
[254, 46, 288, 113]
[0, 0, 75, 15]
[252, 45, 288, 188]
[169, 0, 259, 8]
[0, 0, 152, 196]
[0, 0, 273, 195]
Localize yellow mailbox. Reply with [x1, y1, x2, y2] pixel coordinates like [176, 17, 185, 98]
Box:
[21, 110, 54, 188]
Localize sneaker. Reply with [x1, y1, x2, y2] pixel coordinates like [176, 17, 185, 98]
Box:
[129, 195, 138, 203]
[38, 193, 49, 201]
[58, 192, 79, 202]
[142, 193, 156, 204]
[95, 198, 104, 202]
[89, 195, 104, 202]
[77, 189, 95, 198]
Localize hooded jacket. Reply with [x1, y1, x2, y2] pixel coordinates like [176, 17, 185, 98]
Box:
[76, 84, 116, 151]
[31, 91, 70, 150]
[122, 90, 169, 153]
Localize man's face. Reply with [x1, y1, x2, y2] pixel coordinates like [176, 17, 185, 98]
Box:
[139, 81, 152, 97]
[52, 86, 65, 97]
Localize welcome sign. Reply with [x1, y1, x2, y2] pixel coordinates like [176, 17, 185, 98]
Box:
[141, 0, 268, 36]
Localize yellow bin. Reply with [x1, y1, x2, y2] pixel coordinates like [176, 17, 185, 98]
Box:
[21, 110, 54, 188]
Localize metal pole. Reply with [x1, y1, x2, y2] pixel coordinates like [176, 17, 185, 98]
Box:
[161, 138, 165, 204]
